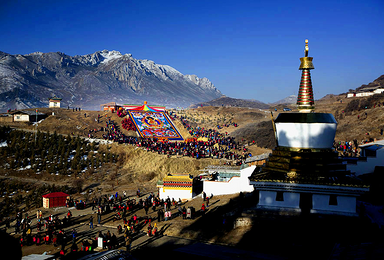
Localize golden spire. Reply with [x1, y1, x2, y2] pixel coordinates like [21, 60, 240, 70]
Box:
[299, 39, 314, 70]
[297, 39, 315, 113]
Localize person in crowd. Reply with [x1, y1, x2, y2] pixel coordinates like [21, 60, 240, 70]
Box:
[89, 215, 94, 229]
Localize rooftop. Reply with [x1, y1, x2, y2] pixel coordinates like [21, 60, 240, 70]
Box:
[49, 96, 62, 101]
[11, 110, 46, 116]
[245, 153, 270, 163]
[360, 139, 384, 148]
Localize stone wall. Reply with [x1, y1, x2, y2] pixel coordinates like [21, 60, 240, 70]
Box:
[0, 116, 13, 123]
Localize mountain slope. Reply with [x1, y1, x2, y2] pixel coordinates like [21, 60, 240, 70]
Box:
[0, 50, 222, 111]
[190, 96, 269, 109]
[355, 75, 384, 92]
[270, 95, 297, 105]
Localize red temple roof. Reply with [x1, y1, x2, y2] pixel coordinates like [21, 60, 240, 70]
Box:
[42, 192, 69, 198]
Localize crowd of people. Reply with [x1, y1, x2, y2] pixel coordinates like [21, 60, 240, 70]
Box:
[334, 136, 384, 157]
[334, 140, 361, 157]
[8, 209, 77, 255]
[5, 189, 208, 256]
[94, 111, 252, 165]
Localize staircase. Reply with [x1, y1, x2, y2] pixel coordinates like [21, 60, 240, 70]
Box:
[345, 146, 384, 176]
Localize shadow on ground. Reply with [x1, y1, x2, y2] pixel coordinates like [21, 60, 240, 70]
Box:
[174, 192, 384, 259]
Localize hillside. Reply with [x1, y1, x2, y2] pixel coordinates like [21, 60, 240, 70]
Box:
[355, 75, 384, 93]
[1, 91, 384, 186]
[316, 93, 384, 141]
[190, 96, 269, 109]
[0, 50, 222, 112]
[1, 96, 384, 259]
[3, 90, 384, 160]
[187, 93, 384, 149]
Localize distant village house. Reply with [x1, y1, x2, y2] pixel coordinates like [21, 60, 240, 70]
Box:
[100, 102, 118, 112]
[347, 88, 384, 98]
[49, 96, 62, 108]
[11, 110, 47, 122]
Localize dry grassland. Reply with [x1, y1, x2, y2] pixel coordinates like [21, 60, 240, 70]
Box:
[1, 93, 384, 192]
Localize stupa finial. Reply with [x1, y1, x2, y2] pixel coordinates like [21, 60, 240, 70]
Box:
[297, 39, 315, 112]
[299, 39, 314, 70]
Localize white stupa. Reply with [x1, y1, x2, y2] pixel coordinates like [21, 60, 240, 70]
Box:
[250, 40, 369, 216]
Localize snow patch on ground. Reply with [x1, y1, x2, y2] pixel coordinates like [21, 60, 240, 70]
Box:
[32, 118, 45, 126]
[18, 165, 31, 171]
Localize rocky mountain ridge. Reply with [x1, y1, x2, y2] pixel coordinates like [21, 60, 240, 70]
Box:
[190, 95, 269, 109]
[0, 50, 222, 111]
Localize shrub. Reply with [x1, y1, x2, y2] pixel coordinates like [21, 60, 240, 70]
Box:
[345, 99, 360, 113]
[72, 178, 85, 193]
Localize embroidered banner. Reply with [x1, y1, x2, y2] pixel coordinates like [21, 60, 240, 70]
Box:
[127, 111, 184, 141]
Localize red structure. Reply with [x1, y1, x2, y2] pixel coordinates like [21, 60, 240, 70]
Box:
[42, 192, 69, 208]
[100, 102, 118, 112]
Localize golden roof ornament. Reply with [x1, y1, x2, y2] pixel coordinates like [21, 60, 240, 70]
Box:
[297, 39, 315, 112]
[299, 39, 314, 70]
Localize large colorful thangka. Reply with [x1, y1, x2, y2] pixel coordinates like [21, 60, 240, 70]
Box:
[127, 102, 184, 141]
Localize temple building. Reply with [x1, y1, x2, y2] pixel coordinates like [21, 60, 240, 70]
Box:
[249, 40, 369, 216]
[49, 96, 62, 108]
[157, 174, 203, 201]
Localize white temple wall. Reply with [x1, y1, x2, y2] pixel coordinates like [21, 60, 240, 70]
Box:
[275, 123, 336, 149]
[356, 92, 374, 97]
[258, 190, 300, 209]
[159, 188, 192, 201]
[14, 114, 29, 122]
[203, 166, 255, 196]
[49, 101, 60, 108]
[312, 194, 357, 215]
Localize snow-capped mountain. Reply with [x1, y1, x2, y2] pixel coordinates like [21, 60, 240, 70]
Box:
[0, 50, 222, 111]
[270, 95, 297, 105]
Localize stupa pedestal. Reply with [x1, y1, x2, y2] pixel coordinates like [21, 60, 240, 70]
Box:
[274, 113, 337, 149]
[250, 40, 369, 216]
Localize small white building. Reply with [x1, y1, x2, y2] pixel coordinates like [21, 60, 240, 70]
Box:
[157, 174, 200, 201]
[356, 92, 374, 97]
[49, 96, 62, 108]
[12, 111, 30, 122]
[347, 140, 384, 176]
[202, 165, 255, 196]
[11, 110, 47, 122]
[346, 88, 384, 98]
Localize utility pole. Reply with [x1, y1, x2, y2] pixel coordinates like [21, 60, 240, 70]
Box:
[35, 109, 37, 143]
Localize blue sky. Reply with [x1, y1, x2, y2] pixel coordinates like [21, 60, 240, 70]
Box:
[1, 0, 383, 103]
